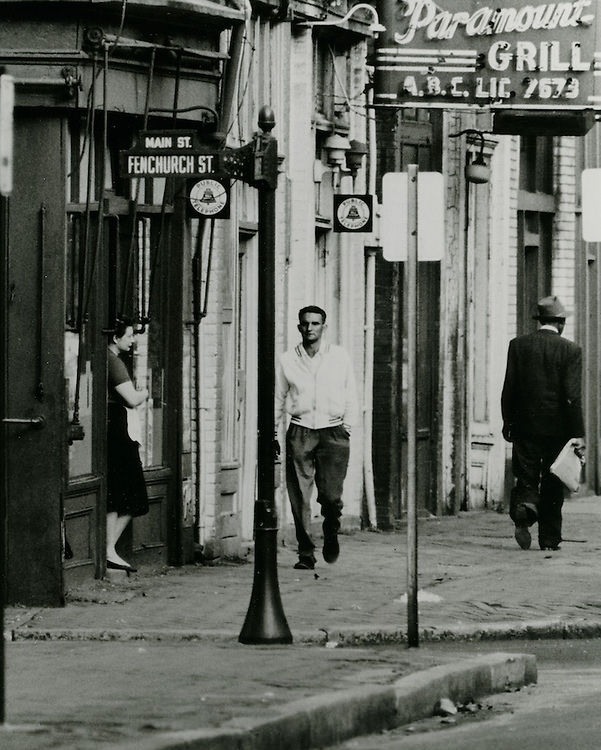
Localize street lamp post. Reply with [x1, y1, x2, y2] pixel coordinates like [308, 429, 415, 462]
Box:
[239, 107, 292, 645]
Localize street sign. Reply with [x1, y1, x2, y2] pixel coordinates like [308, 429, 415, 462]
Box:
[333, 194, 373, 233]
[119, 130, 221, 178]
[381, 172, 444, 261]
[582, 168, 601, 241]
[375, 0, 601, 111]
[0, 74, 14, 196]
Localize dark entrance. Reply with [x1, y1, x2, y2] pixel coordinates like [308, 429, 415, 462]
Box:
[516, 136, 554, 334]
[4, 112, 66, 605]
[373, 109, 442, 526]
[63, 114, 180, 586]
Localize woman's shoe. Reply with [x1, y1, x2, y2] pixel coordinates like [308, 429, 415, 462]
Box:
[106, 560, 137, 573]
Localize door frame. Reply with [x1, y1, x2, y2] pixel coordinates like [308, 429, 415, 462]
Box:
[63, 186, 186, 582]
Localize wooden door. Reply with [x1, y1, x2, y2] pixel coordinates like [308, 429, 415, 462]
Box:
[4, 112, 66, 604]
[396, 263, 440, 517]
[517, 210, 552, 335]
[517, 136, 554, 335]
[373, 109, 442, 523]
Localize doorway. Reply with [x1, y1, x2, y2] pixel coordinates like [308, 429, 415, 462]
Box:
[63, 115, 180, 585]
[516, 136, 554, 334]
[373, 108, 442, 524]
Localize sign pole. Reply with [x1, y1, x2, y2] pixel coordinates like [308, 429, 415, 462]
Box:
[0, 192, 7, 723]
[406, 164, 419, 648]
[0, 72, 13, 724]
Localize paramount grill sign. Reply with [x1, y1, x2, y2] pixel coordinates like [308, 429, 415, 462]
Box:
[375, 0, 601, 109]
[120, 130, 221, 178]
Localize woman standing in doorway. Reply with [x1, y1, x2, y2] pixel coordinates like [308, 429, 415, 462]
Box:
[106, 317, 149, 572]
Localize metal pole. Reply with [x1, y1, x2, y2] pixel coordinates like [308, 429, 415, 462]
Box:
[406, 164, 419, 647]
[239, 107, 292, 644]
[0, 193, 7, 723]
[0, 72, 13, 723]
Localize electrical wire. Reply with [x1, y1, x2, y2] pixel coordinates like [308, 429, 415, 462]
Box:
[71, 51, 99, 426]
[76, 52, 97, 333]
[108, 0, 128, 57]
[67, 62, 103, 178]
[145, 46, 183, 323]
[120, 45, 157, 319]
[81, 46, 109, 319]
[69, 0, 127, 181]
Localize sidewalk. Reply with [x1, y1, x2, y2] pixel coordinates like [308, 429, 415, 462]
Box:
[2, 496, 599, 749]
[8, 495, 601, 642]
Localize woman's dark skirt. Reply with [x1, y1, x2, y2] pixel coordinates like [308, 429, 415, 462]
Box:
[107, 402, 149, 518]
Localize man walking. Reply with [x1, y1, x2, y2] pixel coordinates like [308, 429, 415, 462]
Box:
[501, 296, 585, 551]
[275, 306, 357, 570]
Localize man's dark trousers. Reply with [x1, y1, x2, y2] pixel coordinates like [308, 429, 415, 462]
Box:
[286, 424, 350, 562]
[510, 433, 566, 548]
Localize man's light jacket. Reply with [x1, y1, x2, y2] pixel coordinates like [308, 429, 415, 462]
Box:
[275, 341, 358, 430]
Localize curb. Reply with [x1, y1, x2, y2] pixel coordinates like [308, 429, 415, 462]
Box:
[9, 617, 601, 643]
[105, 652, 536, 750]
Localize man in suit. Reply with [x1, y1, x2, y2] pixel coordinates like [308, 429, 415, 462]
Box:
[501, 296, 585, 551]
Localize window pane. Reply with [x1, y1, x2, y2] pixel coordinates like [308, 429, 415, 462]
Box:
[131, 216, 165, 468]
[65, 331, 94, 478]
[65, 213, 94, 478]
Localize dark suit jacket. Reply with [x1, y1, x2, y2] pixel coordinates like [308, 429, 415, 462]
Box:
[501, 329, 584, 439]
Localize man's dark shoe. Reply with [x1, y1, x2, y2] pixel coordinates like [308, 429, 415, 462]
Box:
[322, 533, 340, 564]
[540, 543, 561, 551]
[293, 557, 315, 570]
[514, 505, 531, 550]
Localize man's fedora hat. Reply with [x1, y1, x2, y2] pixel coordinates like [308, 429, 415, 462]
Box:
[532, 295, 570, 320]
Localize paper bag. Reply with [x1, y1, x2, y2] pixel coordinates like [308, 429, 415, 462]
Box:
[550, 439, 584, 493]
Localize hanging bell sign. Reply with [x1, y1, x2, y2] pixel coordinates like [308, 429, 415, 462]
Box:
[333, 194, 373, 233]
[187, 177, 230, 218]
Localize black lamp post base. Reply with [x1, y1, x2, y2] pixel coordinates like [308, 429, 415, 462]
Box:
[239, 527, 292, 645]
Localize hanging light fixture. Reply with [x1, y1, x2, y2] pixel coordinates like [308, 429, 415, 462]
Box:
[345, 139, 368, 176]
[449, 128, 490, 185]
[323, 133, 351, 167]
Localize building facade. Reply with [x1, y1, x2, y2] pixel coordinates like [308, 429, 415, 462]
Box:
[2, 0, 599, 608]
[371, 108, 595, 522]
[1, 0, 375, 605]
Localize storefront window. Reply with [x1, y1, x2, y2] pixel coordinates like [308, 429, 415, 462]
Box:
[65, 331, 94, 478]
[131, 215, 165, 468]
[65, 212, 95, 478]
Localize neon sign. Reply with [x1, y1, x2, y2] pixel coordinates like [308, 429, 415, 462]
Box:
[375, 0, 601, 109]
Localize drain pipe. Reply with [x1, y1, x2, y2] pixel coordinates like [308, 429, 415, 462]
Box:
[193, 0, 247, 547]
[220, 0, 251, 138]
[193, 220, 206, 545]
[363, 81, 378, 529]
